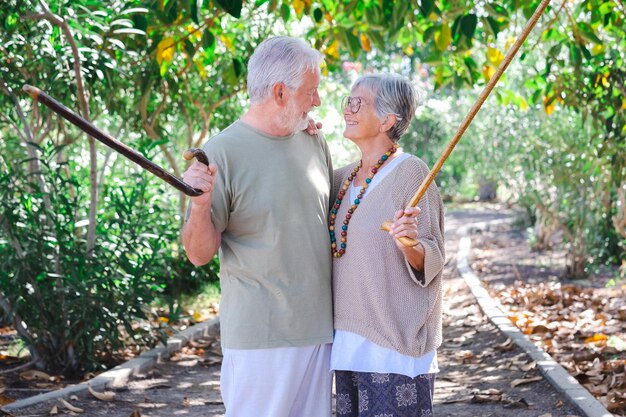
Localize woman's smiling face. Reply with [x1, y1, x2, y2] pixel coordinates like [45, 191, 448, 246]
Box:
[342, 87, 383, 142]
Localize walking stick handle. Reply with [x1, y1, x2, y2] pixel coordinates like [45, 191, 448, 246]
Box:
[183, 148, 209, 166]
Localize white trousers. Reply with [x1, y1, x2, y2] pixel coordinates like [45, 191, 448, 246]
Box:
[220, 344, 332, 417]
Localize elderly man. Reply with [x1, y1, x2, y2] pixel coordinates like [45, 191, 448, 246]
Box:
[182, 36, 333, 417]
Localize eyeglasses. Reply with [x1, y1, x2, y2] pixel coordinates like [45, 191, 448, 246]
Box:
[341, 96, 363, 114]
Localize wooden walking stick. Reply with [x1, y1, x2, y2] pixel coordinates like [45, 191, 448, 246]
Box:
[23, 85, 209, 197]
[382, 0, 551, 247]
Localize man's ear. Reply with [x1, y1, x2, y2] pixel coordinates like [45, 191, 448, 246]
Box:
[273, 82, 287, 106]
[380, 115, 397, 133]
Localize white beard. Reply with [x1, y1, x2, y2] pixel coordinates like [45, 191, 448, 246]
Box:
[278, 101, 308, 133]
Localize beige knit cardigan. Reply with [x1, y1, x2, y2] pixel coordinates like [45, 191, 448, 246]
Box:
[331, 155, 445, 358]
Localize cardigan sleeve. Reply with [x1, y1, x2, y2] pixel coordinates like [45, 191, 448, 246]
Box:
[394, 157, 446, 287]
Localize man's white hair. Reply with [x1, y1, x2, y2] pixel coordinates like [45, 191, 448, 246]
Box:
[247, 37, 323, 104]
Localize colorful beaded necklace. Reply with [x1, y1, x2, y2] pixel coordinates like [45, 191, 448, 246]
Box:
[329, 144, 398, 258]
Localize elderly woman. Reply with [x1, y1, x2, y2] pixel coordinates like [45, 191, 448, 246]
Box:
[330, 73, 445, 416]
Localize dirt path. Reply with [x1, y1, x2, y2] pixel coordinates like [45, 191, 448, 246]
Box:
[6, 207, 584, 417]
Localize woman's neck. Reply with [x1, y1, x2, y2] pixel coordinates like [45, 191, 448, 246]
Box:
[360, 141, 399, 169]
[352, 140, 401, 186]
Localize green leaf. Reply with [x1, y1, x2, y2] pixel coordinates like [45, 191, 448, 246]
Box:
[202, 30, 215, 49]
[113, 28, 146, 36]
[184, 39, 195, 59]
[343, 29, 362, 56]
[368, 31, 385, 49]
[484, 3, 509, 20]
[313, 7, 324, 22]
[120, 7, 149, 15]
[569, 43, 582, 67]
[190, 0, 201, 24]
[419, 0, 434, 17]
[215, 0, 243, 18]
[232, 58, 244, 78]
[485, 16, 500, 37]
[280, 3, 291, 21]
[460, 14, 477, 39]
[423, 25, 437, 42]
[548, 43, 562, 59]
[5, 13, 18, 28]
[598, 2, 616, 15]
[578, 27, 602, 44]
[132, 14, 148, 32]
[364, 4, 382, 25]
[160, 61, 169, 77]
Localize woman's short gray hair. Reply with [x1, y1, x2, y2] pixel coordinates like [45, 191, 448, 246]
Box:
[247, 37, 324, 104]
[352, 73, 418, 142]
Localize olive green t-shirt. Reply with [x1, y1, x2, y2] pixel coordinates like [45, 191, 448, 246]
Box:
[202, 120, 333, 349]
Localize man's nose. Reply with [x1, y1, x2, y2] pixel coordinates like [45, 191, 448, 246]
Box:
[312, 91, 321, 107]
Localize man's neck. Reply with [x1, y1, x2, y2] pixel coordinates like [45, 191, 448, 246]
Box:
[241, 105, 295, 137]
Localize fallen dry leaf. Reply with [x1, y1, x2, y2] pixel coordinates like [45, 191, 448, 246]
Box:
[473, 388, 503, 396]
[510, 375, 543, 387]
[49, 405, 59, 415]
[495, 338, 515, 352]
[20, 370, 52, 381]
[58, 398, 84, 413]
[584, 333, 608, 344]
[518, 361, 537, 372]
[471, 394, 502, 403]
[88, 384, 116, 402]
[503, 397, 530, 408]
[0, 394, 14, 406]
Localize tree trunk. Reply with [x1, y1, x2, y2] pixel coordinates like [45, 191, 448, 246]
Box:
[478, 177, 497, 201]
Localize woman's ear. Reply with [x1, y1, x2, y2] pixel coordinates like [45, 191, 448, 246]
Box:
[380, 114, 397, 133]
[273, 82, 288, 106]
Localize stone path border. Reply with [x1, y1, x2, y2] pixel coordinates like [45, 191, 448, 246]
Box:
[456, 218, 614, 417]
[2, 317, 219, 412]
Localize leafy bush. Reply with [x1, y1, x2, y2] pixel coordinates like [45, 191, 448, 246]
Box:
[0, 140, 217, 376]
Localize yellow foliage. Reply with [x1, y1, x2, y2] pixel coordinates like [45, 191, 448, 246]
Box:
[194, 59, 207, 79]
[519, 97, 528, 111]
[156, 37, 176, 66]
[543, 96, 555, 115]
[601, 75, 609, 88]
[321, 61, 329, 76]
[482, 64, 495, 81]
[434, 24, 451, 51]
[505, 36, 516, 50]
[404, 45, 414, 56]
[435, 66, 444, 85]
[591, 44, 605, 56]
[487, 47, 504, 66]
[220, 35, 235, 52]
[187, 25, 201, 42]
[325, 40, 340, 60]
[293, 0, 305, 16]
[158, 316, 169, 323]
[622, 99, 626, 110]
[360, 34, 371, 52]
